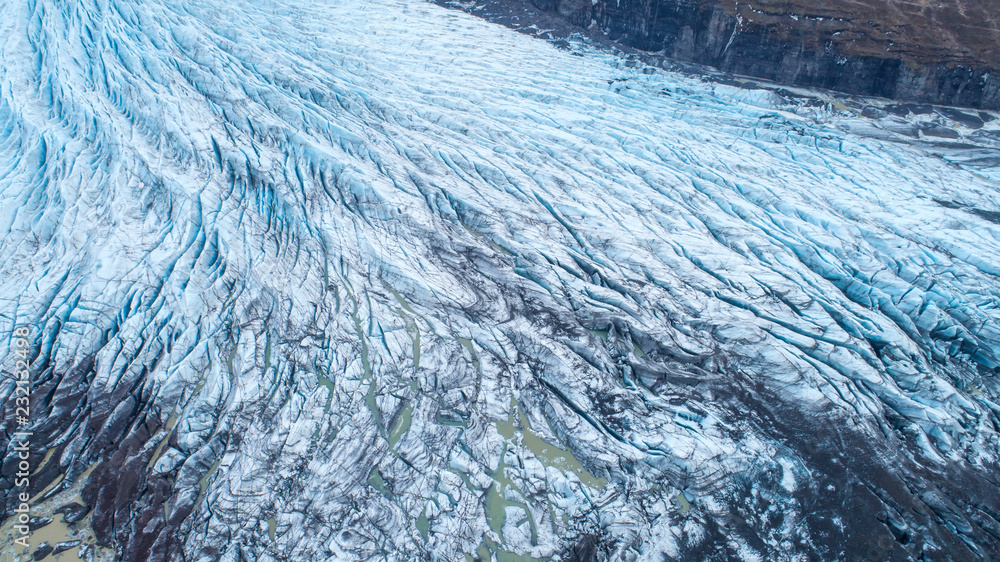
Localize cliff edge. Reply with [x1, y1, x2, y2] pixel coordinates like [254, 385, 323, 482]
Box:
[444, 0, 1000, 109]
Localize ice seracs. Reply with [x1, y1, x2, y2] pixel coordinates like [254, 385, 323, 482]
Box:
[1, 0, 999, 560]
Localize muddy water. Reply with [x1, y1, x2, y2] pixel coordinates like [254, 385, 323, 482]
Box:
[472, 397, 608, 559]
[367, 468, 393, 500]
[0, 461, 114, 562]
[387, 401, 413, 449]
[484, 441, 537, 543]
[495, 398, 606, 490]
[472, 534, 541, 562]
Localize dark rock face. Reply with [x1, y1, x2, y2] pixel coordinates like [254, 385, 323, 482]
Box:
[32, 542, 53, 561]
[448, 0, 1000, 109]
[562, 534, 603, 561]
[53, 540, 82, 555]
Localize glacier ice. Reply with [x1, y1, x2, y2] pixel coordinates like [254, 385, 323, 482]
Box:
[1, 0, 999, 560]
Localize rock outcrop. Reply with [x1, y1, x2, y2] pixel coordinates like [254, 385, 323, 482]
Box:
[444, 0, 1000, 109]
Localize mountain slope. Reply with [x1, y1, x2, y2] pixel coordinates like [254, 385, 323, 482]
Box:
[445, 0, 1000, 109]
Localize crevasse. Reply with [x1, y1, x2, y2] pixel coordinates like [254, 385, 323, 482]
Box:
[1, 0, 999, 560]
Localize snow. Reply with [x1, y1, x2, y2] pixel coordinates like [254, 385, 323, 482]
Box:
[1, 0, 999, 559]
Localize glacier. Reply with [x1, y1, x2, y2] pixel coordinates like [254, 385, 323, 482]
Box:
[1, 0, 999, 560]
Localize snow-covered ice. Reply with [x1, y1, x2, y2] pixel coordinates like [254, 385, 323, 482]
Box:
[1, 0, 999, 559]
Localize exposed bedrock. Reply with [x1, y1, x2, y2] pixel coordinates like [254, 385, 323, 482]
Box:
[446, 0, 1000, 109]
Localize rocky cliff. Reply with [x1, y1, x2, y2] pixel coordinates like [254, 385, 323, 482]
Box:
[445, 0, 1000, 109]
